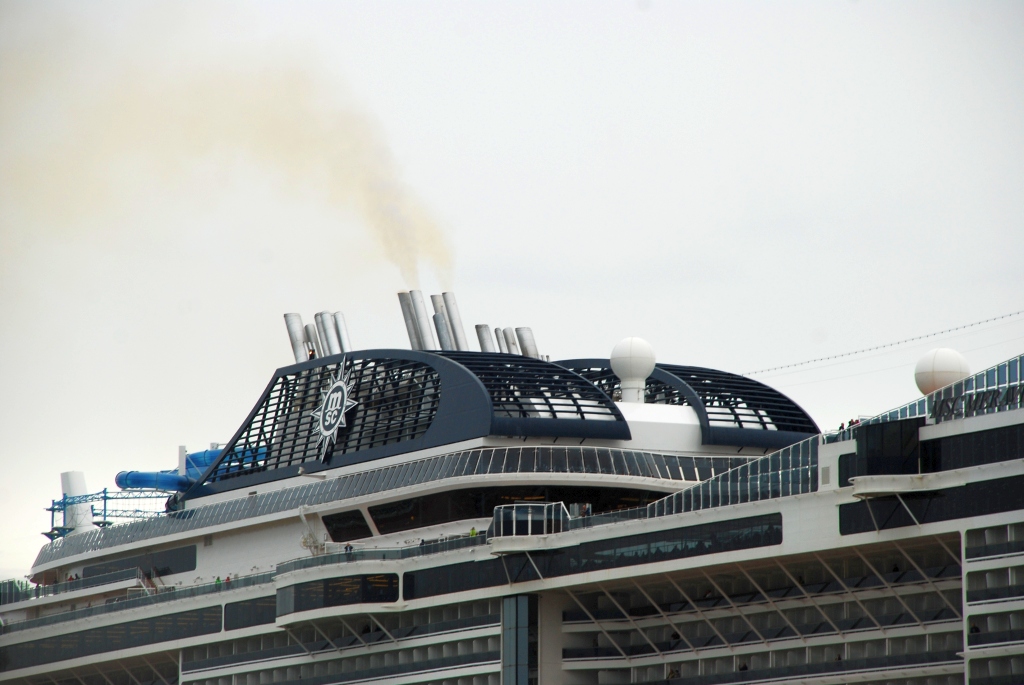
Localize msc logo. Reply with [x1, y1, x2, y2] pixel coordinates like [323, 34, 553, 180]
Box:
[310, 363, 359, 461]
[320, 383, 348, 435]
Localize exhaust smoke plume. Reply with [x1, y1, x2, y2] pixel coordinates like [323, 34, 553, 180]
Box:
[0, 14, 451, 288]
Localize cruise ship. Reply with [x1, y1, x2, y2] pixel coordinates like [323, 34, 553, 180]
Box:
[1, 291, 1022, 685]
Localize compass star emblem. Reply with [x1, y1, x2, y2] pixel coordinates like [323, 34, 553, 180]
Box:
[310, 363, 358, 461]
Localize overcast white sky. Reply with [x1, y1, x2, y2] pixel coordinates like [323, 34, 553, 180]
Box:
[1, 1, 1023, 579]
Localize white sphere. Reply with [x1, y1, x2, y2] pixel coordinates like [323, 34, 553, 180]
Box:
[914, 348, 970, 395]
[610, 337, 656, 385]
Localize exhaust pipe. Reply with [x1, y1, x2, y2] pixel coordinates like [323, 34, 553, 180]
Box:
[284, 314, 308, 364]
[409, 290, 438, 350]
[318, 312, 343, 355]
[442, 292, 469, 351]
[430, 295, 456, 351]
[516, 327, 540, 359]
[434, 313, 455, 350]
[397, 293, 422, 350]
[503, 327, 521, 355]
[476, 324, 496, 352]
[333, 312, 352, 352]
[304, 323, 322, 359]
[494, 327, 509, 353]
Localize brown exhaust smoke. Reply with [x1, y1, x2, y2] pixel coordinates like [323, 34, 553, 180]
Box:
[0, 15, 451, 288]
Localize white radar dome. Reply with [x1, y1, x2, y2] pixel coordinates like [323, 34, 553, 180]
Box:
[914, 348, 970, 395]
[610, 337, 656, 403]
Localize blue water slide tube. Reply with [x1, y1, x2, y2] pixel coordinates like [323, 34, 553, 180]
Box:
[115, 471, 194, 492]
[182, 446, 266, 480]
[182, 449, 223, 480]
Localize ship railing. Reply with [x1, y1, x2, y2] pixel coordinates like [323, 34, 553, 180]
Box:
[823, 352, 1024, 444]
[0, 571, 275, 635]
[276, 534, 489, 575]
[0, 568, 144, 606]
[488, 502, 570, 538]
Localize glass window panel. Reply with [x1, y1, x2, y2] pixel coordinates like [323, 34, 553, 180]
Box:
[551, 448, 568, 473]
[569, 448, 586, 474]
[537, 447, 552, 473]
[1009, 359, 1019, 384]
[582, 448, 600, 474]
[428, 457, 447, 481]
[631, 453, 651, 478]
[622, 451, 640, 476]
[694, 458, 712, 481]
[665, 456, 682, 480]
[489, 449, 507, 474]
[462, 450, 479, 475]
[475, 450, 493, 474]
[998, 363, 1007, 385]
[450, 451, 468, 477]
[502, 449, 520, 473]
[680, 457, 697, 481]
[652, 453, 670, 479]
[610, 449, 627, 475]
[408, 461, 427, 485]
[519, 448, 537, 473]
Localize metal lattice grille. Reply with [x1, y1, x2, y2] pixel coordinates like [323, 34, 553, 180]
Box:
[209, 359, 439, 482]
[438, 352, 621, 421]
[568, 366, 691, 406]
[659, 364, 817, 433]
[331, 358, 440, 456]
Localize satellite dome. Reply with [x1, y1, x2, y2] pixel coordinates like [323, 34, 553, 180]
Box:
[914, 348, 970, 395]
[610, 337, 656, 403]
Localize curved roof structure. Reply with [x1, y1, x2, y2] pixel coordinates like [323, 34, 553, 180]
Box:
[557, 359, 819, 450]
[183, 350, 628, 498]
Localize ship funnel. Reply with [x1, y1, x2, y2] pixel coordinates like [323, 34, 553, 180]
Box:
[318, 312, 343, 356]
[502, 328, 521, 355]
[333, 312, 352, 352]
[442, 292, 469, 351]
[60, 471, 93, 535]
[515, 327, 540, 359]
[409, 290, 438, 350]
[494, 327, 509, 353]
[430, 295, 456, 351]
[476, 324, 496, 352]
[304, 324, 322, 359]
[284, 314, 308, 364]
[398, 292, 422, 350]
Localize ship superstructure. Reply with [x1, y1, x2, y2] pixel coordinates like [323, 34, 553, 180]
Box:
[1, 292, 1022, 685]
